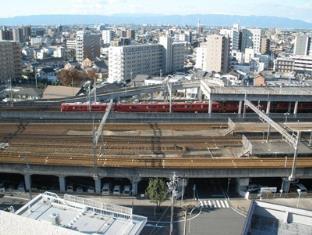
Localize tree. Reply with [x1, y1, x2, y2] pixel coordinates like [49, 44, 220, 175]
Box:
[145, 178, 168, 213]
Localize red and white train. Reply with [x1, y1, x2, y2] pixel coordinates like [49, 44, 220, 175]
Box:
[60, 102, 312, 113]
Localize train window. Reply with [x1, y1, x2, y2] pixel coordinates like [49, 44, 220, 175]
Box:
[163, 106, 165, 109]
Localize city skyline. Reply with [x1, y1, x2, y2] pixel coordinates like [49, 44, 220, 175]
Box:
[1, 0, 312, 23]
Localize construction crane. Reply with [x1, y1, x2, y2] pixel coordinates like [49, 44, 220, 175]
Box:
[244, 99, 300, 182]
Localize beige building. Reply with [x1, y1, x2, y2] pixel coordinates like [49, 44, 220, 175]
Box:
[0, 40, 22, 82]
[76, 31, 101, 63]
[196, 35, 229, 73]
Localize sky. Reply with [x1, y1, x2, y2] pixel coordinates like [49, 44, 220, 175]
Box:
[3, 0, 312, 22]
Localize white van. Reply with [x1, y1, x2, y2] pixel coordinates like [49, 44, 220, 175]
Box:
[113, 185, 121, 195]
[122, 185, 131, 196]
[101, 183, 111, 195]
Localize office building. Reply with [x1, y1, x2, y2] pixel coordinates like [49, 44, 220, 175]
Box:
[108, 44, 163, 83]
[76, 31, 101, 63]
[195, 35, 230, 73]
[274, 56, 312, 74]
[293, 34, 311, 56]
[0, 41, 22, 82]
[241, 28, 262, 53]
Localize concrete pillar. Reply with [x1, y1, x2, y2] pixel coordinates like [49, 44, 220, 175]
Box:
[266, 101, 271, 115]
[59, 176, 66, 193]
[197, 88, 202, 101]
[150, 92, 153, 100]
[24, 174, 31, 192]
[94, 177, 101, 194]
[281, 178, 291, 193]
[238, 100, 243, 115]
[294, 101, 298, 115]
[208, 99, 212, 115]
[131, 177, 141, 196]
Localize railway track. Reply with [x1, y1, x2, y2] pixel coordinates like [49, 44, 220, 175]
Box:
[0, 153, 311, 169]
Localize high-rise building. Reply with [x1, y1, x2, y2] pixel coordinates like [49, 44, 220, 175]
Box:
[126, 29, 135, 40]
[241, 28, 262, 53]
[159, 34, 173, 74]
[0, 27, 13, 41]
[220, 28, 240, 54]
[0, 41, 22, 82]
[12, 28, 24, 43]
[195, 35, 230, 73]
[76, 31, 101, 63]
[22, 26, 32, 41]
[108, 44, 163, 83]
[159, 34, 188, 74]
[172, 42, 188, 72]
[293, 34, 311, 56]
[102, 30, 114, 45]
[260, 37, 271, 55]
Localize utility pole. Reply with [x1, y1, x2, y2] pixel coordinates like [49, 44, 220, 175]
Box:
[167, 172, 179, 235]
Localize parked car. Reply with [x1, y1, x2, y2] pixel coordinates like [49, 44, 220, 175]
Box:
[17, 182, 25, 192]
[87, 186, 95, 193]
[0, 183, 5, 194]
[66, 185, 74, 193]
[76, 186, 84, 193]
[113, 185, 121, 195]
[101, 183, 111, 195]
[122, 185, 131, 196]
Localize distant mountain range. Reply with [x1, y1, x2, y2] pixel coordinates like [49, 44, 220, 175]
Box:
[0, 14, 311, 28]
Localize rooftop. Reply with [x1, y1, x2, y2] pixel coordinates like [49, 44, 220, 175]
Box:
[242, 201, 312, 235]
[6, 192, 147, 235]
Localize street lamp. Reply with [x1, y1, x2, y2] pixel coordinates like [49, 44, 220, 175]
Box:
[296, 189, 302, 208]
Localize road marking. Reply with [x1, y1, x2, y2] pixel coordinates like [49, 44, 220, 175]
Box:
[208, 200, 212, 207]
[199, 200, 230, 209]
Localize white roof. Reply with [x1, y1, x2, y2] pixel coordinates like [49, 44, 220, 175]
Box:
[10, 192, 147, 235]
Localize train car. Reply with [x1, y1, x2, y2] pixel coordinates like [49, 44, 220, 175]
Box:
[61, 103, 107, 112]
[115, 103, 169, 112]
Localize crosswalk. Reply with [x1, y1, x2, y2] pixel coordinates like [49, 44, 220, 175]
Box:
[199, 199, 230, 209]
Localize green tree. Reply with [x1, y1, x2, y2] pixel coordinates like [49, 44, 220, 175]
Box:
[145, 178, 168, 211]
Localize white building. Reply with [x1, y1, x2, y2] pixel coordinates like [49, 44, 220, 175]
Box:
[76, 31, 101, 63]
[30, 36, 43, 47]
[195, 34, 230, 73]
[274, 55, 312, 74]
[108, 44, 163, 83]
[53, 46, 65, 58]
[102, 30, 114, 45]
[294, 34, 311, 56]
[241, 28, 262, 54]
